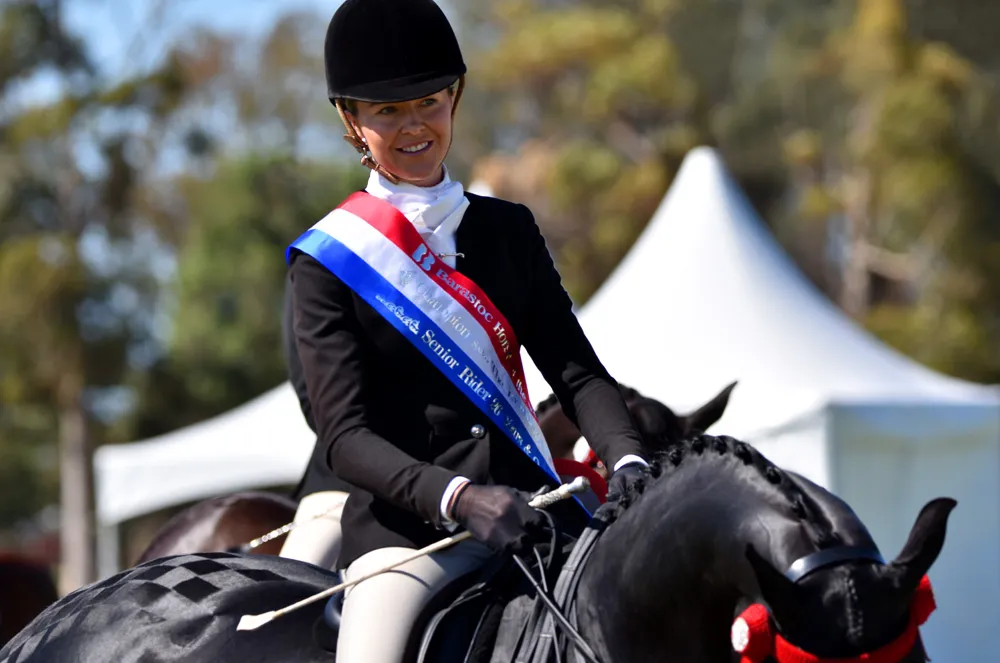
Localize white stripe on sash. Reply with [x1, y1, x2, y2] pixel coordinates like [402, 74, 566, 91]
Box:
[312, 210, 557, 476]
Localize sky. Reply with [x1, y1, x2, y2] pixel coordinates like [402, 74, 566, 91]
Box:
[13, 0, 337, 108]
[14, 0, 460, 110]
[7, 0, 358, 174]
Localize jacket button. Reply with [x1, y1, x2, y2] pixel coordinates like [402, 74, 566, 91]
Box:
[470, 424, 486, 439]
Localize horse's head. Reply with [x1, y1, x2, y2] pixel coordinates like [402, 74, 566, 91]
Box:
[624, 381, 736, 454]
[742, 498, 957, 663]
[574, 435, 957, 663]
[536, 381, 737, 460]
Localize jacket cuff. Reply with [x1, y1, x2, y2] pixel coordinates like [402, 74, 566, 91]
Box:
[438, 476, 471, 532]
[420, 466, 463, 528]
[612, 455, 649, 473]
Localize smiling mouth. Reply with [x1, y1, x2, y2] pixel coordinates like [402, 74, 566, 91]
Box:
[398, 141, 432, 155]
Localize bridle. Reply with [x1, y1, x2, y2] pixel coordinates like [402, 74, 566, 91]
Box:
[732, 546, 937, 663]
[516, 516, 936, 663]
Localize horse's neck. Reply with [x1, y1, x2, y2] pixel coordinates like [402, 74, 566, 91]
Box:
[574, 468, 807, 661]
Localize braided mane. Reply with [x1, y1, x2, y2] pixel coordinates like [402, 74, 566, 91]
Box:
[646, 434, 840, 548]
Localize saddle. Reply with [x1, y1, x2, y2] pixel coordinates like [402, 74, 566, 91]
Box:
[319, 497, 615, 663]
[314, 459, 612, 663]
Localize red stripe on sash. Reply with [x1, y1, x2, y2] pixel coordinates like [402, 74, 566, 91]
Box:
[339, 191, 533, 406]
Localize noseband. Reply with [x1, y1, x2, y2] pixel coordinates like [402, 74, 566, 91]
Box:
[732, 546, 937, 663]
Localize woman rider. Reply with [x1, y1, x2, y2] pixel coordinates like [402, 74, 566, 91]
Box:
[284, 0, 651, 660]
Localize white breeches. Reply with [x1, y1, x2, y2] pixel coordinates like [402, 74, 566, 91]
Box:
[278, 490, 494, 663]
[278, 490, 349, 570]
[337, 539, 494, 663]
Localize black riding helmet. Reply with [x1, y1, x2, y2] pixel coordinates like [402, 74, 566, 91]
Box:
[324, 0, 467, 104]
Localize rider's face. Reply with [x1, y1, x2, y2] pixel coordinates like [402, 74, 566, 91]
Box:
[350, 88, 454, 187]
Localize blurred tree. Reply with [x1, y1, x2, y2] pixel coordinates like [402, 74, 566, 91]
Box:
[0, 0, 205, 591]
[776, 0, 1000, 380]
[0, 0, 91, 97]
[0, 3, 362, 589]
[122, 156, 366, 439]
[118, 12, 367, 439]
[464, 0, 1000, 383]
[464, 0, 711, 301]
[905, 0, 1000, 74]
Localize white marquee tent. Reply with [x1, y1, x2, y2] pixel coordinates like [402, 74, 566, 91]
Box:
[94, 151, 998, 660]
[93, 382, 315, 575]
[519, 147, 1000, 662]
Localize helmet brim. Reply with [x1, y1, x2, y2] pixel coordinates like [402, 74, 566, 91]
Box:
[332, 73, 461, 104]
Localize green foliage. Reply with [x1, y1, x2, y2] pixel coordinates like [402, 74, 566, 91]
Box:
[0, 0, 206, 547]
[0, 3, 361, 542]
[0, 444, 51, 529]
[0, 1, 90, 94]
[471, 0, 705, 301]
[466, 0, 1000, 384]
[480, 8, 640, 85]
[123, 157, 367, 437]
[866, 301, 996, 384]
[797, 0, 1000, 380]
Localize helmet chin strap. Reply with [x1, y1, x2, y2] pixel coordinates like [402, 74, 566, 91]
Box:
[336, 75, 465, 186]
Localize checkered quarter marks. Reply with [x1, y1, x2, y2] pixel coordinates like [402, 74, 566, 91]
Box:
[0, 552, 341, 663]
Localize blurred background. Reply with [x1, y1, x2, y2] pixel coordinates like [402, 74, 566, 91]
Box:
[2, 0, 1000, 625]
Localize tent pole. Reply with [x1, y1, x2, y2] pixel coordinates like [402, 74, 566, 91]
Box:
[96, 522, 120, 581]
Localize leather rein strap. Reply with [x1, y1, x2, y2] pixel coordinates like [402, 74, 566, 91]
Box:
[512, 504, 616, 663]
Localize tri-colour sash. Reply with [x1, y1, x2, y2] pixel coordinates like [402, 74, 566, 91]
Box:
[288, 192, 590, 516]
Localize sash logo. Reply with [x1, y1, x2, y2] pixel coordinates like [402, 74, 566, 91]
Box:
[411, 244, 436, 272]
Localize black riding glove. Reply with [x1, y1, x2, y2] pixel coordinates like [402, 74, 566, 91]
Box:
[606, 462, 652, 503]
[451, 484, 546, 555]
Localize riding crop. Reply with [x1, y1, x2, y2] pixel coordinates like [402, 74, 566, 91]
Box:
[239, 500, 347, 552]
[235, 476, 591, 632]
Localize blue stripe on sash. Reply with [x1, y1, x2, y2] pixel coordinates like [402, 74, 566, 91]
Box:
[290, 228, 590, 516]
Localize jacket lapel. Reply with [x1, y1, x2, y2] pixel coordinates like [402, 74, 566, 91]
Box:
[454, 199, 526, 334]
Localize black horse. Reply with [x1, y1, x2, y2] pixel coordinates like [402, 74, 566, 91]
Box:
[537, 381, 737, 463]
[0, 435, 953, 663]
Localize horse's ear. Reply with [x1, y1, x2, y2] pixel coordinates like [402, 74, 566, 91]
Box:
[885, 498, 957, 593]
[683, 381, 737, 435]
[746, 544, 802, 619]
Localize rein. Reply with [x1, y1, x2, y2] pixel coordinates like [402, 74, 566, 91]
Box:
[508, 501, 618, 663]
[731, 546, 937, 663]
